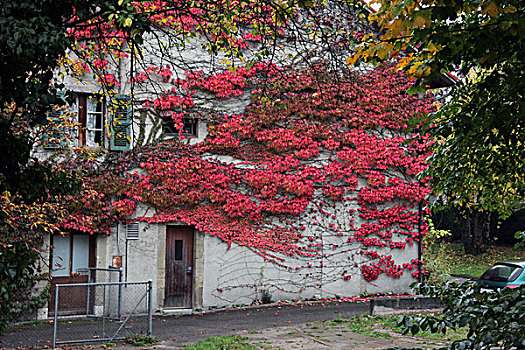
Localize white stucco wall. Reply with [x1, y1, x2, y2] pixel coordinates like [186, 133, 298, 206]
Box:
[201, 234, 418, 308]
[92, 191, 419, 313]
[198, 197, 419, 308]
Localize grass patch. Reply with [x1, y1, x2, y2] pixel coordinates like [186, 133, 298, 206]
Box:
[326, 315, 468, 342]
[336, 315, 392, 339]
[323, 318, 349, 325]
[125, 334, 158, 346]
[442, 243, 525, 277]
[183, 335, 257, 350]
[255, 345, 273, 349]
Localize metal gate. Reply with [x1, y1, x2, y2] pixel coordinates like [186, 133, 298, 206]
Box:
[52, 281, 152, 348]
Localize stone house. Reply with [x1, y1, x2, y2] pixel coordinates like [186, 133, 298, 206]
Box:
[32, 6, 440, 318]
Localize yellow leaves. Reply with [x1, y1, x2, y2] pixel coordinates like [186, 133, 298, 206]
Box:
[407, 61, 431, 77]
[403, 1, 417, 16]
[482, 1, 503, 18]
[368, 12, 379, 24]
[413, 14, 429, 29]
[504, 5, 517, 13]
[375, 42, 395, 59]
[1, 190, 63, 238]
[420, 41, 440, 63]
[427, 41, 439, 54]
[346, 54, 358, 66]
[376, 47, 389, 60]
[123, 18, 133, 28]
[397, 55, 414, 69]
[297, 0, 315, 9]
[346, 48, 370, 65]
[388, 19, 404, 39]
[346, 40, 396, 65]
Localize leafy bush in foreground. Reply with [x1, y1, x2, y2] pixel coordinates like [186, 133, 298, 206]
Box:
[398, 282, 525, 350]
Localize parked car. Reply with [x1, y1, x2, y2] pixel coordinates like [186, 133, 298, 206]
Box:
[478, 260, 525, 289]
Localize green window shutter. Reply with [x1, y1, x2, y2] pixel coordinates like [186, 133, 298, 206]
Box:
[109, 95, 132, 151]
[43, 91, 68, 149]
[43, 110, 67, 149]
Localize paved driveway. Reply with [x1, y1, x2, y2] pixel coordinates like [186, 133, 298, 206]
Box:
[1, 297, 443, 349]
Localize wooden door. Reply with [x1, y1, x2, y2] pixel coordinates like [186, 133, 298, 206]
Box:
[165, 226, 194, 308]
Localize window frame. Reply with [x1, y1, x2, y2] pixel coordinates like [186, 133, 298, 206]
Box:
[50, 234, 96, 277]
[70, 94, 106, 148]
[161, 114, 198, 138]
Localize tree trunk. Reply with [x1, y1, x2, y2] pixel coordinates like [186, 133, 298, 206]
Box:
[464, 210, 491, 255]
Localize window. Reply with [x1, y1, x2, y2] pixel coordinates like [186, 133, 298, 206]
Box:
[44, 93, 132, 151]
[162, 116, 198, 137]
[43, 110, 68, 149]
[51, 235, 91, 277]
[70, 94, 105, 148]
[174, 240, 183, 260]
[43, 93, 106, 150]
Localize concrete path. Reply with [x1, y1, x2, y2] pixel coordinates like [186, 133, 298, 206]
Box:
[1, 298, 443, 349]
[227, 321, 445, 350]
[147, 301, 372, 348]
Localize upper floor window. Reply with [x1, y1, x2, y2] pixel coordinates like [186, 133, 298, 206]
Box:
[44, 93, 131, 152]
[70, 94, 105, 148]
[162, 116, 198, 137]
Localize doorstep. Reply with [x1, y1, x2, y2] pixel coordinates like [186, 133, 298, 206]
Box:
[162, 308, 193, 315]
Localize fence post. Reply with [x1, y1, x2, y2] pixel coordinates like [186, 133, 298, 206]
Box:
[418, 199, 423, 283]
[87, 269, 92, 316]
[147, 280, 153, 336]
[118, 268, 123, 319]
[102, 283, 106, 337]
[52, 285, 59, 349]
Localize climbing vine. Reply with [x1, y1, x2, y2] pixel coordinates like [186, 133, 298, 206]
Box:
[53, 58, 434, 283]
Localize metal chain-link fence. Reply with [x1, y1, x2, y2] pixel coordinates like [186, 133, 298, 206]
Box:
[88, 267, 123, 284]
[87, 268, 124, 319]
[0, 280, 152, 349]
[52, 281, 152, 348]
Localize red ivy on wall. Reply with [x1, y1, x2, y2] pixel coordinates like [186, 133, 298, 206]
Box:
[58, 61, 434, 282]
